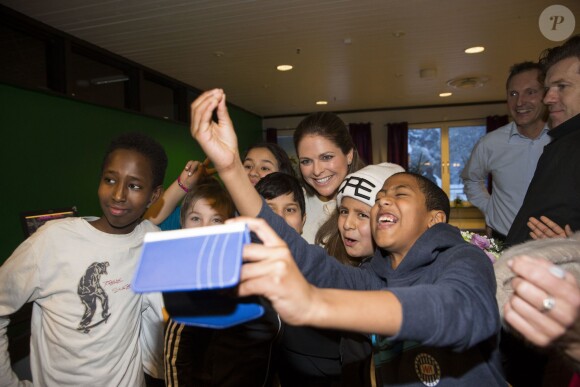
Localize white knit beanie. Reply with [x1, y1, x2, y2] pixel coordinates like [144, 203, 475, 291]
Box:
[337, 162, 405, 208]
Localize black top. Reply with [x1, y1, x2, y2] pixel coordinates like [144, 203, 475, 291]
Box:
[506, 113, 580, 247]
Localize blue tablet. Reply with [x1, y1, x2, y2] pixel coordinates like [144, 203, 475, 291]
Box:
[132, 222, 264, 328]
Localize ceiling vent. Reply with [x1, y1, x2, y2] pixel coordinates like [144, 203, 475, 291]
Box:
[446, 76, 488, 89]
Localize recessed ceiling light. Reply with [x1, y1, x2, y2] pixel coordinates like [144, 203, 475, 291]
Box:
[464, 46, 485, 54]
[277, 65, 293, 71]
[392, 31, 406, 38]
[213, 51, 225, 57]
[439, 92, 452, 97]
[316, 100, 328, 105]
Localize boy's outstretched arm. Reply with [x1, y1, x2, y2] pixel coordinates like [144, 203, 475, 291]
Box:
[235, 217, 403, 334]
[189, 89, 262, 217]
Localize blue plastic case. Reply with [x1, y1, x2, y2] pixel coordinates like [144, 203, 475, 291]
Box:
[132, 222, 264, 328]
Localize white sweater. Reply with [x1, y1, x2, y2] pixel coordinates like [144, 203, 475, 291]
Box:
[302, 191, 336, 244]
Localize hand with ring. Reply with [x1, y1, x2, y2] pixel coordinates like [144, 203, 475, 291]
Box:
[504, 255, 580, 363]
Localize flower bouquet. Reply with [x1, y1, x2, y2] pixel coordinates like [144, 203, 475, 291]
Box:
[461, 231, 503, 263]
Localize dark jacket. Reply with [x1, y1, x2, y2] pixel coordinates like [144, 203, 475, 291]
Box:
[506, 112, 580, 246]
[259, 202, 506, 386]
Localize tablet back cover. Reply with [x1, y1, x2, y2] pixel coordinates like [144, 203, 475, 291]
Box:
[132, 222, 249, 293]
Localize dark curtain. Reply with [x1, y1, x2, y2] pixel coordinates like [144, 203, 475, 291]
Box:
[265, 127, 278, 143]
[485, 115, 509, 193]
[348, 122, 372, 165]
[386, 121, 409, 170]
[486, 115, 509, 133]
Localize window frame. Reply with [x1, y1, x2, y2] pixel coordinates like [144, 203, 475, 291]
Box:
[409, 119, 486, 204]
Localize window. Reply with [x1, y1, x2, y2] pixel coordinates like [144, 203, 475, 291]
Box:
[0, 7, 209, 124]
[276, 130, 300, 175]
[142, 75, 178, 120]
[0, 24, 48, 90]
[408, 121, 486, 202]
[68, 47, 128, 110]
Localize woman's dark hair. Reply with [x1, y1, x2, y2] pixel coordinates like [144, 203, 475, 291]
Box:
[242, 142, 296, 177]
[103, 132, 168, 188]
[293, 112, 364, 196]
[179, 177, 235, 227]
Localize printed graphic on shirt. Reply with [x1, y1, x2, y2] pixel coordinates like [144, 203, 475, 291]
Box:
[373, 336, 442, 386]
[414, 353, 441, 386]
[77, 261, 111, 333]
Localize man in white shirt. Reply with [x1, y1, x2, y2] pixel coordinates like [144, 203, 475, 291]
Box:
[462, 61, 550, 241]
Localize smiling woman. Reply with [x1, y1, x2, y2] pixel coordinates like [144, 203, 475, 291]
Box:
[293, 112, 365, 244]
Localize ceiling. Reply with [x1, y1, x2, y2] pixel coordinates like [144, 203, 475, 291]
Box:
[1, 0, 579, 117]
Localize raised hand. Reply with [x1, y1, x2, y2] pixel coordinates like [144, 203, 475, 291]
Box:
[190, 89, 239, 173]
[178, 160, 202, 191]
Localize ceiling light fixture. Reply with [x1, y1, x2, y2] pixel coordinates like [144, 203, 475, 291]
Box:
[277, 65, 293, 71]
[464, 46, 485, 54]
[90, 75, 129, 85]
[316, 100, 328, 105]
[392, 31, 406, 38]
[439, 92, 452, 97]
[447, 76, 488, 89]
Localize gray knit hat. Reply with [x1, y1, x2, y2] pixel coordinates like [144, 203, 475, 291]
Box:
[337, 162, 405, 208]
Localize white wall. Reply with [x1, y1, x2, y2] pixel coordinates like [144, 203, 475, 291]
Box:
[263, 102, 508, 164]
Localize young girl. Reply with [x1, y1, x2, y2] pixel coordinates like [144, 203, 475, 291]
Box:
[163, 178, 280, 387]
[293, 112, 365, 244]
[318, 163, 405, 266]
[146, 142, 294, 230]
[243, 142, 296, 185]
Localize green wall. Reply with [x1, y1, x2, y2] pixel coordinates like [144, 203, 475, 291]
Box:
[0, 83, 262, 264]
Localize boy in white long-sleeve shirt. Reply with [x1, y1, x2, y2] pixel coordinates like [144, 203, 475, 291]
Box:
[0, 132, 167, 386]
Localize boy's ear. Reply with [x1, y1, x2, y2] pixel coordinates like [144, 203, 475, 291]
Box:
[148, 185, 164, 208]
[427, 210, 446, 227]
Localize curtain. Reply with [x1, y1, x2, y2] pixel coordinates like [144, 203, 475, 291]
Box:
[386, 121, 409, 170]
[485, 115, 509, 193]
[348, 122, 372, 165]
[265, 127, 278, 143]
[486, 115, 509, 133]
